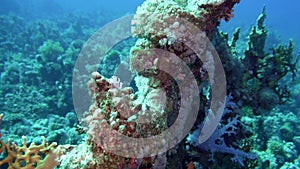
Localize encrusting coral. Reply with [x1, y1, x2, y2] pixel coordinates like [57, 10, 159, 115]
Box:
[57, 72, 167, 169]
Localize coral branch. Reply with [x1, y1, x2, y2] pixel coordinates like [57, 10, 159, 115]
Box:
[0, 136, 58, 169]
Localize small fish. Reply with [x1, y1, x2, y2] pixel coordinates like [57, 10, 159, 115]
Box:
[187, 161, 195, 169]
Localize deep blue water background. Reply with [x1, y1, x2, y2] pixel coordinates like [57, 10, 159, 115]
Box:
[1, 0, 298, 44]
[221, 0, 300, 52]
[1, 0, 299, 51]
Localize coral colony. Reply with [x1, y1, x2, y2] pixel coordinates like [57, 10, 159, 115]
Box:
[0, 0, 298, 169]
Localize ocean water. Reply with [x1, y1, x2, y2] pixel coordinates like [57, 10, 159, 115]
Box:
[221, 0, 300, 52]
[0, 0, 299, 169]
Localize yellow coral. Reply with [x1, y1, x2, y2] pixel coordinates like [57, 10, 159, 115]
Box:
[0, 136, 59, 169]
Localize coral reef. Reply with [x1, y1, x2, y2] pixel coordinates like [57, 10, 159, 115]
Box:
[241, 7, 298, 113]
[242, 108, 300, 168]
[187, 95, 257, 167]
[59, 72, 168, 168]
[0, 11, 107, 146]
[213, 7, 298, 114]
[185, 6, 298, 169]
[0, 0, 298, 169]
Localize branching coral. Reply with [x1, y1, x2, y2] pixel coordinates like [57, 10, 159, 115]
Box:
[241, 7, 298, 112]
[187, 95, 257, 167]
[0, 136, 58, 169]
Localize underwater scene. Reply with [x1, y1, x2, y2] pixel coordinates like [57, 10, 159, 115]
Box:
[0, 0, 299, 168]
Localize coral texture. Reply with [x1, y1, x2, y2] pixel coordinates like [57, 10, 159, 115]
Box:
[2, 0, 298, 169]
[187, 95, 257, 166]
[68, 72, 168, 168]
[0, 136, 58, 169]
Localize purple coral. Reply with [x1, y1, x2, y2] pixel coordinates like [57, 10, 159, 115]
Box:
[186, 95, 257, 166]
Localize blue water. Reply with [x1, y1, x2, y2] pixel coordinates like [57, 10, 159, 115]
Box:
[221, 0, 300, 51]
[0, 0, 143, 18]
[0, 0, 300, 41]
[1, 0, 298, 40]
[1, 0, 298, 49]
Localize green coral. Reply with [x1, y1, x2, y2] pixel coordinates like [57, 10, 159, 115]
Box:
[255, 136, 298, 169]
[37, 39, 64, 63]
[240, 8, 298, 113]
[98, 50, 121, 77]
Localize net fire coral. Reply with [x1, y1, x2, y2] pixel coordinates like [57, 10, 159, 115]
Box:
[0, 136, 58, 169]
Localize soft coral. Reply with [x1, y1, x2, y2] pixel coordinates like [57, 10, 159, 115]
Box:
[186, 95, 257, 166]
